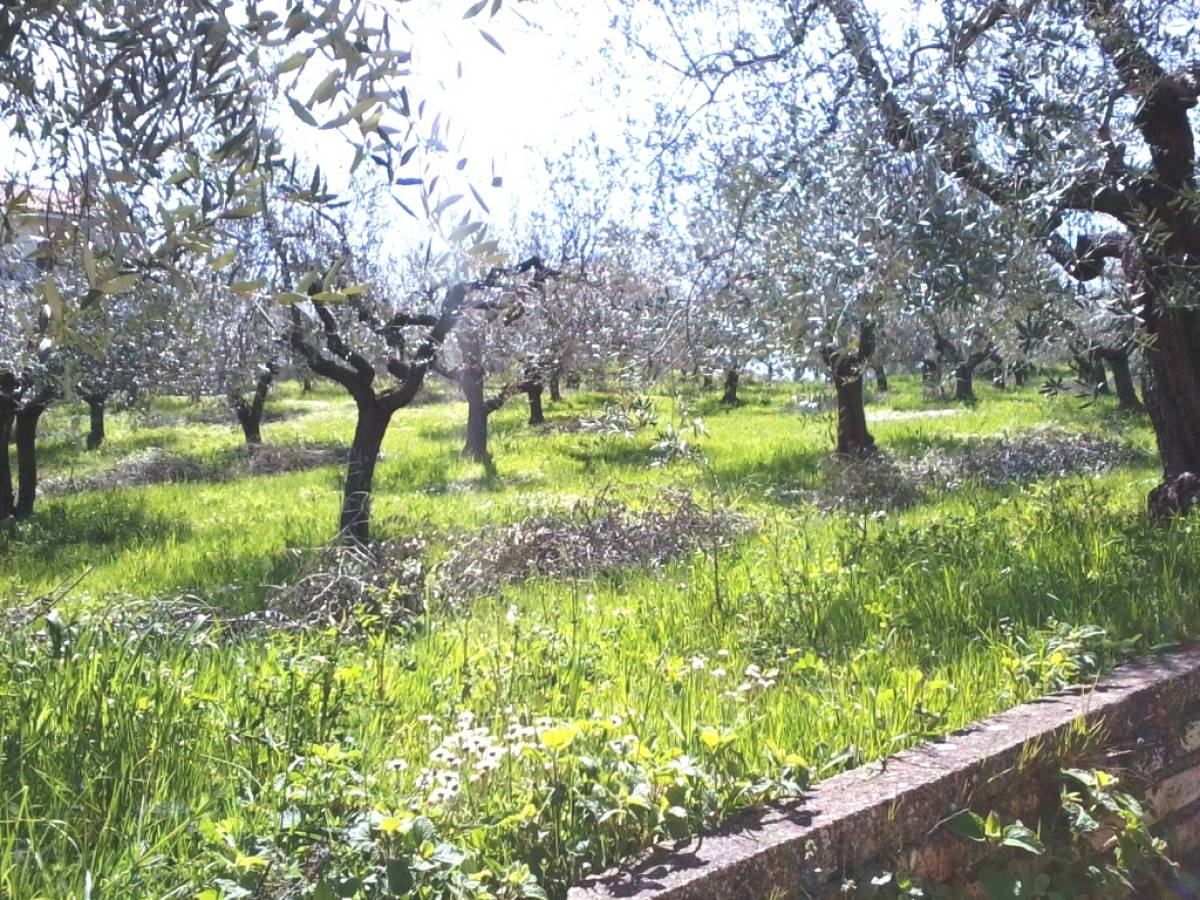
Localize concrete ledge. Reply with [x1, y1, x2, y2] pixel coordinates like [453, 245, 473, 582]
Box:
[570, 643, 1200, 900]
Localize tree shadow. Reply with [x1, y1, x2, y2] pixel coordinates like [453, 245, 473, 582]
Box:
[709, 445, 829, 494]
[41, 442, 350, 496]
[563, 439, 657, 470]
[0, 493, 191, 589]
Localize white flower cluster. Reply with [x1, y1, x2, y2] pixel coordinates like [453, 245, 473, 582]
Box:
[413, 710, 550, 804]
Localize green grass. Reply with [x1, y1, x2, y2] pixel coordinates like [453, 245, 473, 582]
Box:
[0, 376, 1192, 898]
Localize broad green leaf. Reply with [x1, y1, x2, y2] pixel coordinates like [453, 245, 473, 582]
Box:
[1000, 823, 1044, 855]
[539, 724, 578, 751]
[943, 810, 987, 842]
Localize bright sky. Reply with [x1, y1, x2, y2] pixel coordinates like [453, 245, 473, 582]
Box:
[283, 0, 643, 239]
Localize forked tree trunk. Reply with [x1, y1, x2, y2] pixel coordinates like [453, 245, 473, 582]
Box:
[14, 404, 46, 519]
[721, 367, 739, 405]
[83, 393, 107, 451]
[954, 349, 998, 402]
[825, 322, 877, 456]
[526, 384, 545, 425]
[231, 367, 275, 446]
[339, 402, 392, 545]
[872, 364, 889, 391]
[0, 403, 13, 519]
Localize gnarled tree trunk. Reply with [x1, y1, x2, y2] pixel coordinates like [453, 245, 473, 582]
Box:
[833, 364, 874, 454]
[828, 0, 1199, 516]
[825, 321, 877, 456]
[1145, 308, 1200, 465]
[340, 401, 391, 545]
[954, 347, 999, 402]
[721, 367, 740, 405]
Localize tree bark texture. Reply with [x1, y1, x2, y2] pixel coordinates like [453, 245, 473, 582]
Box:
[825, 321, 877, 456]
[954, 347, 999, 402]
[461, 367, 491, 462]
[339, 401, 391, 545]
[0, 401, 13, 520]
[14, 404, 45, 519]
[526, 383, 545, 425]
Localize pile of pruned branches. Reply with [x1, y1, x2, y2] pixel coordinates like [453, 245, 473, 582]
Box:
[263, 537, 427, 630]
[42, 444, 345, 494]
[434, 489, 746, 601]
[905, 428, 1140, 491]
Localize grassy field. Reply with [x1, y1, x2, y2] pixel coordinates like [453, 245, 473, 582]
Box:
[1, 376, 1194, 899]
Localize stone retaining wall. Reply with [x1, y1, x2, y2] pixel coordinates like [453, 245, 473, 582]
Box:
[570, 643, 1200, 899]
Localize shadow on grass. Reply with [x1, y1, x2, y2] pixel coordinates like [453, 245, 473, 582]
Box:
[37, 427, 199, 471]
[564, 438, 657, 470]
[42, 442, 350, 496]
[708, 445, 829, 494]
[374, 453, 453, 494]
[0, 493, 190, 568]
